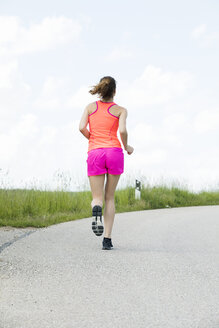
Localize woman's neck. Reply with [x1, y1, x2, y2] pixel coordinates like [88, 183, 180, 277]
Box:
[100, 97, 114, 102]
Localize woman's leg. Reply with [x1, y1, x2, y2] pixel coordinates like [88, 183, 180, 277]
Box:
[88, 174, 105, 208]
[104, 173, 121, 238]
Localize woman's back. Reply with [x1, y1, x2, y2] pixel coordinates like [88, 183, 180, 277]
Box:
[88, 101, 123, 118]
[88, 100, 124, 152]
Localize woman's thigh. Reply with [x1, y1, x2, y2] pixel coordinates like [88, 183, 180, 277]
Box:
[104, 173, 121, 201]
[88, 174, 106, 198]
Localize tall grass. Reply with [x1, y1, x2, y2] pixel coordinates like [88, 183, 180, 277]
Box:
[1, 184, 219, 228]
[0, 188, 92, 227]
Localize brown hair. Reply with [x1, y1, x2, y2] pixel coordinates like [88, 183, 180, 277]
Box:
[89, 76, 116, 100]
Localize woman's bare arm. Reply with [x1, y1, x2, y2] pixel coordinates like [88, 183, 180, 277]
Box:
[119, 107, 134, 155]
[79, 105, 90, 140]
[119, 108, 128, 150]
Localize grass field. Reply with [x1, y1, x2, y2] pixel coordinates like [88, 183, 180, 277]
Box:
[1, 183, 219, 228]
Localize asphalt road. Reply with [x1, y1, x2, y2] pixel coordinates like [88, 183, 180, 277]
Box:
[0, 206, 219, 328]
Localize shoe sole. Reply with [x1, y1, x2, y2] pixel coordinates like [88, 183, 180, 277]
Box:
[92, 205, 104, 236]
[102, 246, 112, 250]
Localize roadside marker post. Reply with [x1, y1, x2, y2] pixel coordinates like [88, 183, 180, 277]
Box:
[135, 179, 141, 199]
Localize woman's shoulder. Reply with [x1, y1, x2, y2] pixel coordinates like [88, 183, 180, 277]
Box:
[115, 105, 128, 115]
[108, 104, 127, 118]
[87, 101, 97, 108]
[115, 105, 127, 111]
[87, 101, 97, 115]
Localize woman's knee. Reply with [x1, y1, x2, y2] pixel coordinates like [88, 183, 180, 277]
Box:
[104, 193, 115, 202]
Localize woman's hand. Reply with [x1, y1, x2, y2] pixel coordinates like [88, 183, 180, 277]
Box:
[125, 145, 134, 155]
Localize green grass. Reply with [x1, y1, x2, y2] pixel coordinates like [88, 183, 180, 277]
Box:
[1, 184, 219, 228]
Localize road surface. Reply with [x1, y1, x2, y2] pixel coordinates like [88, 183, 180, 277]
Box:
[0, 206, 219, 328]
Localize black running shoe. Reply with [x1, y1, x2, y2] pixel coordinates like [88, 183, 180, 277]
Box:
[105, 238, 113, 247]
[102, 237, 113, 250]
[110, 239, 113, 248]
[92, 205, 104, 236]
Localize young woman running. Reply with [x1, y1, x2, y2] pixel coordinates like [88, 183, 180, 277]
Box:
[79, 76, 134, 250]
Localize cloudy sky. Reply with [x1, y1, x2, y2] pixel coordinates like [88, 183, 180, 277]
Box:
[0, 0, 219, 192]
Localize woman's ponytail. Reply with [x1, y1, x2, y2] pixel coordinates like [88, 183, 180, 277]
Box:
[89, 76, 116, 100]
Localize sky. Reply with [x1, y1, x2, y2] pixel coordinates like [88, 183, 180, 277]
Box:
[0, 0, 219, 192]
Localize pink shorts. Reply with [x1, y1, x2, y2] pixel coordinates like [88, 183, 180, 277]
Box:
[87, 147, 124, 176]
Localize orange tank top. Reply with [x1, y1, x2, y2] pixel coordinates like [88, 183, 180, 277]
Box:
[88, 100, 122, 152]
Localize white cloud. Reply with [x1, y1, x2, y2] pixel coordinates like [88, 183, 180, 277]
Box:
[33, 78, 95, 116]
[42, 76, 66, 95]
[0, 15, 82, 56]
[191, 24, 207, 39]
[0, 56, 31, 130]
[105, 47, 133, 62]
[0, 59, 18, 88]
[38, 126, 57, 146]
[13, 113, 38, 137]
[33, 76, 68, 111]
[0, 114, 38, 162]
[131, 122, 182, 149]
[0, 114, 88, 190]
[191, 24, 219, 46]
[119, 65, 194, 107]
[0, 16, 20, 43]
[193, 109, 219, 133]
[182, 148, 219, 191]
[162, 112, 187, 132]
[125, 149, 167, 178]
[66, 86, 95, 109]
[152, 33, 160, 40]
